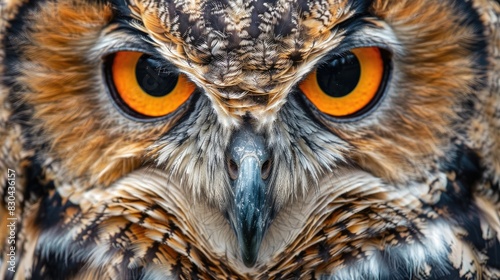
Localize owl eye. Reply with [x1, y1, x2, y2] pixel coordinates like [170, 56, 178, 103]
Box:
[299, 47, 388, 118]
[107, 51, 196, 118]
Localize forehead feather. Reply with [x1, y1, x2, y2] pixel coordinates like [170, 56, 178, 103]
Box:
[127, 0, 360, 116]
[130, 0, 357, 49]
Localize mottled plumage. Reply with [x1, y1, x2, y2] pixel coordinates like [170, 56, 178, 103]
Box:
[1, 0, 499, 279]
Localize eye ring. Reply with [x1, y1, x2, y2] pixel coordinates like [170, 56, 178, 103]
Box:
[299, 47, 390, 119]
[105, 51, 196, 120]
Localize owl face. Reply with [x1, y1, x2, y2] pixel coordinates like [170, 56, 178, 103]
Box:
[4, 0, 490, 270]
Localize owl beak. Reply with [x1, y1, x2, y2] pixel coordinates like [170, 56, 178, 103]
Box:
[226, 127, 273, 267]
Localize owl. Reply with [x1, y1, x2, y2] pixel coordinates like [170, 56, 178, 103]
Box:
[0, 0, 499, 278]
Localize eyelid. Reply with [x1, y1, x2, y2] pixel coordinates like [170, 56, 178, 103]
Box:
[96, 28, 159, 59]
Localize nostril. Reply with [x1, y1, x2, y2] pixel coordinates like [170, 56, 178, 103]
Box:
[228, 159, 239, 180]
[261, 159, 272, 180]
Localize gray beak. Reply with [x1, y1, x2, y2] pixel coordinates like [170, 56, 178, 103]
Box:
[226, 126, 273, 267]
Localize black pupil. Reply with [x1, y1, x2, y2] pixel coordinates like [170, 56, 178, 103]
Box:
[135, 55, 178, 97]
[316, 52, 360, 98]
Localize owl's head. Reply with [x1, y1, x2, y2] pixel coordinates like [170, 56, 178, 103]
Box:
[4, 0, 493, 267]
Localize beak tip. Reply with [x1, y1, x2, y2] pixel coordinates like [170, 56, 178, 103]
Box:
[239, 233, 261, 267]
[243, 253, 258, 267]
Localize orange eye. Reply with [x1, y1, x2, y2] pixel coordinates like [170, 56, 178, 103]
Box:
[109, 51, 196, 118]
[299, 47, 387, 117]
